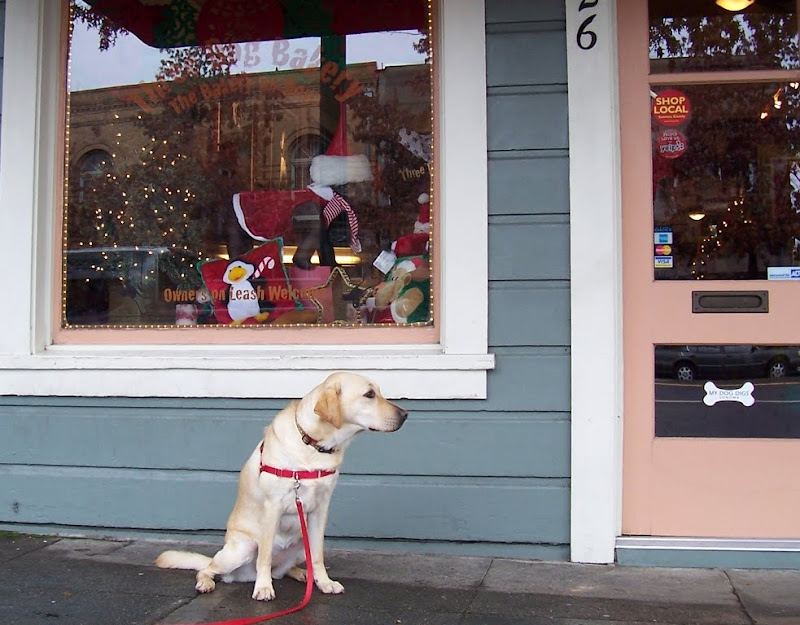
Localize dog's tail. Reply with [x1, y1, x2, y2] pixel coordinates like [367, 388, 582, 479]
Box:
[155, 550, 213, 571]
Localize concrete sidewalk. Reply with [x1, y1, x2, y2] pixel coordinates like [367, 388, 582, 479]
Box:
[2, 534, 799, 625]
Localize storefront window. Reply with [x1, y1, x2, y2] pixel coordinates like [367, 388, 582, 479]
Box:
[649, 1, 800, 280]
[649, 0, 800, 73]
[652, 82, 800, 279]
[64, 0, 433, 328]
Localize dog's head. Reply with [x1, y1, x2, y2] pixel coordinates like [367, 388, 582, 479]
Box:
[313, 372, 408, 433]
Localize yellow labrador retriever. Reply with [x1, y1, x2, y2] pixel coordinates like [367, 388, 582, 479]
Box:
[155, 372, 407, 601]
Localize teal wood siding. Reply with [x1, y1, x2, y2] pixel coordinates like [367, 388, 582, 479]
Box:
[0, 0, 571, 559]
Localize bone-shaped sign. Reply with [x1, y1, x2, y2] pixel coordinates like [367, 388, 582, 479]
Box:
[703, 381, 755, 407]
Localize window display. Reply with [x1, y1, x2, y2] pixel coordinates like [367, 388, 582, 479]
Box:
[63, 0, 433, 328]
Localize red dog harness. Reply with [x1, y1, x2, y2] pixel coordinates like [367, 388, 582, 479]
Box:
[258, 442, 337, 480]
[260, 464, 337, 479]
[172, 444, 336, 625]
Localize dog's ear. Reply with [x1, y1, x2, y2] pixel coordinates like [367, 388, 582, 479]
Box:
[314, 381, 343, 428]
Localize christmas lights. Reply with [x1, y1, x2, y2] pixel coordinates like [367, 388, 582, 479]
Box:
[63, 0, 435, 330]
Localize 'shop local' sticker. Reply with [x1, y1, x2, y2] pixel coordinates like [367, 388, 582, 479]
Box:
[652, 89, 691, 126]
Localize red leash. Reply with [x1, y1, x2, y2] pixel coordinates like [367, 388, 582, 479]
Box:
[171, 496, 315, 625]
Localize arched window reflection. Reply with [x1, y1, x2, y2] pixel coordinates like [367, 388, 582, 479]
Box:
[77, 149, 113, 202]
[289, 134, 321, 190]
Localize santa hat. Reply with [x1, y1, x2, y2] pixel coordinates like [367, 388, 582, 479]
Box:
[310, 105, 373, 187]
[415, 192, 431, 233]
[391, 232, 429, 257]
[394, 257, 426, 276]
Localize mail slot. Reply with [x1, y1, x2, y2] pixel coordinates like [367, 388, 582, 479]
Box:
[692, 290, 768, 313]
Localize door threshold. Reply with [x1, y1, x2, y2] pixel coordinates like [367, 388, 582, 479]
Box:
[616, 537, 800, 569]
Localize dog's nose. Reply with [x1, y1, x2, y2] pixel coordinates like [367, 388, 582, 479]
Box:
[397, 407, 409, 423]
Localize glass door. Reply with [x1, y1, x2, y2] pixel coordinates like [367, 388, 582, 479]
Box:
[620, 0, 800, 537]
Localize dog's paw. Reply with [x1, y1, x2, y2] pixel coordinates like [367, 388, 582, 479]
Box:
[287, 566, 307, 582]
[316, 578, 344, 594]
[195, 577, 216, 594]
[252, 583, 276, 601]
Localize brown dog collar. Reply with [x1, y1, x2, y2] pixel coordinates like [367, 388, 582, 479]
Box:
[295, 417, 336, 454]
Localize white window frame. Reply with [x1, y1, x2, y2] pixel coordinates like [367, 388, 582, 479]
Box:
[0, 0, 493, 399]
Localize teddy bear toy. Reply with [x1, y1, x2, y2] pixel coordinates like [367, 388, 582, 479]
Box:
[372, 256, 429, 324]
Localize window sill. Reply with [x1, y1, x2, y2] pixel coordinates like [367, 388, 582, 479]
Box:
[0, 348, 494, 399]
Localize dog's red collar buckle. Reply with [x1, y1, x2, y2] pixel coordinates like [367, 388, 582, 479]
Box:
[260, 464, 336, 480]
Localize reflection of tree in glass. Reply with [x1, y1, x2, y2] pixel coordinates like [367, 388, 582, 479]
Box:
[412, 31, 431, 63]
[70, 4, 285, 290]
[649, 6, 799, 71]
[155, 44, 239, 82]
[72, 1, 123, 51]
[348, 37, 431, 249]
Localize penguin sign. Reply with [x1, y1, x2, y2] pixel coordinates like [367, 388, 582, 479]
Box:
[199, 239, 300, 325]
[222, 259, 276, 324]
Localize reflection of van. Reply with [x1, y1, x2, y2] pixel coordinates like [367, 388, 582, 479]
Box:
[66, 246, 198, 325]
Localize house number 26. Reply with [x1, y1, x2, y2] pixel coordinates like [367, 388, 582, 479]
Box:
[576, 0, 599, 50]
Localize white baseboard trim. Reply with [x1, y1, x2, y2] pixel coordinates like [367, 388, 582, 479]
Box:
[618, 537, 800, 552]
[616, 537, 800, 568]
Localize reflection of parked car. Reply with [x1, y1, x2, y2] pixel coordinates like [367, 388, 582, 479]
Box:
[66, 246, 201, 325]
[655, 345, 800, 381]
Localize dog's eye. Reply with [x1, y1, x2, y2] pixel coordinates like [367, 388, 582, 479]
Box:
[364, 389, 376, 399]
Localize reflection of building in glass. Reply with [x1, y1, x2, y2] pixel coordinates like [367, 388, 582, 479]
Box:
[68, 63, 429, 188]
[65, 63, 432, 325]
[289, 134, 322, 189]
[76, 149, 113, 202]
